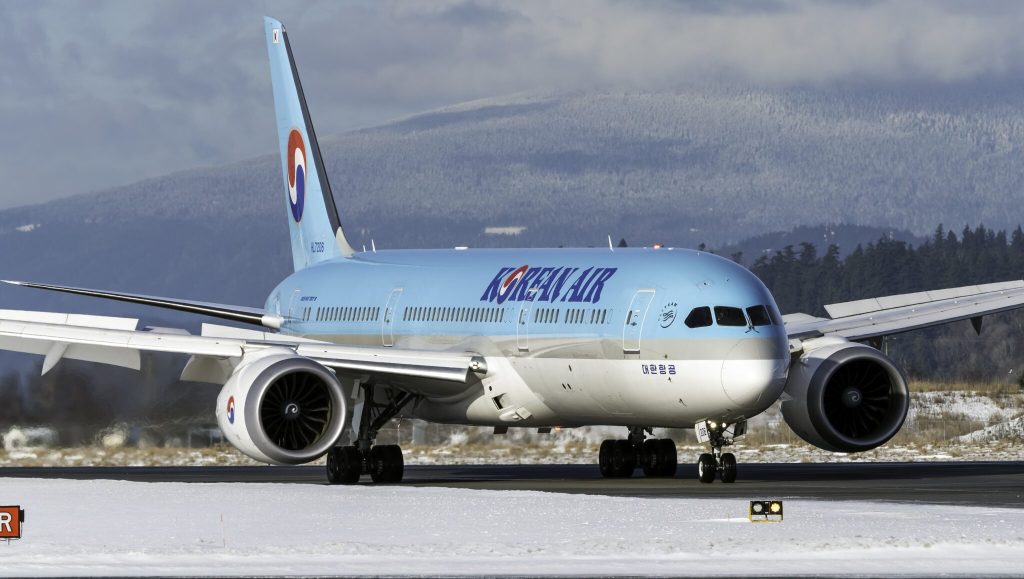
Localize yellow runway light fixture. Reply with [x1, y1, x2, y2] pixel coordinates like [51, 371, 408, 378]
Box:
[748, 500, 783, 522]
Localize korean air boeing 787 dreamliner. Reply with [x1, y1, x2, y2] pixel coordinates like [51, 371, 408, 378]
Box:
[3, 17, 1024, 484]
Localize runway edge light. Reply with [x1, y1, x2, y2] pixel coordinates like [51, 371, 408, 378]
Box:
[748, 500, 783, 523]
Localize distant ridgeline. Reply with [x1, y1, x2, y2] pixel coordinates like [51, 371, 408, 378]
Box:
[8, 85, 1024, 252]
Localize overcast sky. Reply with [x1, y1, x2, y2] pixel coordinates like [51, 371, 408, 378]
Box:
[4, 0, 1024, 210]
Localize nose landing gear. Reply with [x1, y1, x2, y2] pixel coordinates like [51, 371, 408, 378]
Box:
[695, 419, 745, 483]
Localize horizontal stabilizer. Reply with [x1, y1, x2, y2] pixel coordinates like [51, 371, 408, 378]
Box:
[3, 280, 283, 329]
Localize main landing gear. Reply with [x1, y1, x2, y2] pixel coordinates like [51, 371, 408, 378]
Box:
[326, 385, 416, 485]
[598, 427, 678, 478]
[695, 419, 746, 484]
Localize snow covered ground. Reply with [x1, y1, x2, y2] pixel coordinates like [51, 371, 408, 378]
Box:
[0, 478, 1022, 577]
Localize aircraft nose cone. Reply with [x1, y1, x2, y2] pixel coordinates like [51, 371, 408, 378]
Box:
[720, 341, 787, 410]
[721, 359, 768, 408]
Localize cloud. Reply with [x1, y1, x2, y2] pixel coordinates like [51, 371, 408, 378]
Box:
[3, 0, 1024, 209]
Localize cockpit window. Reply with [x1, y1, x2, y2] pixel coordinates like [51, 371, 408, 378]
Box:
[684, 306, 713, 328]
[714, 306, 747, 327]
[746, 305, 772, 327]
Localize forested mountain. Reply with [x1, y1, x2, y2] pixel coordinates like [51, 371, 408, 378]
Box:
[748, 225, 1024, 381]
[716, 224, 923, 262]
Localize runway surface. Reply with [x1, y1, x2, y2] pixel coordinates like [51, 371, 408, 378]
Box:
[2, 461, 1023, 507]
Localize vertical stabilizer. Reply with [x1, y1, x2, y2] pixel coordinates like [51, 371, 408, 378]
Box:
[265, 17, 355, 270]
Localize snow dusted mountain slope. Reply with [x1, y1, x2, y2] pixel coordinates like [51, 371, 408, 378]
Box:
[2, 85, 1023, 311]
[6, 83, 1024, 248]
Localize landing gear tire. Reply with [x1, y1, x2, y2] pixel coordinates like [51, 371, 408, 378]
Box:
[697, 452, 716, 483]
[599, 430, 678, 479]
[327, 446, 362, 485]
[609, 439, 636, 477]
[327, 383, 416, 485]
[641, 439, 660, 477]
[598, 440, 615, 477]
[656, 438, 678, 477]
[642, 439, 678, 477]
[370, 444, 405, 483]
[720, 452, 737, 484]
[695, 419, 746, 484]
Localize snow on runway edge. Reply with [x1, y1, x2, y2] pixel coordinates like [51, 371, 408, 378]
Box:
[0, 478, 1022, 577]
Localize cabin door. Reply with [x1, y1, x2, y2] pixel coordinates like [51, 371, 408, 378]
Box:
[382, 288, 403, 347]
[622, 289, 656, 354]
[516, 288, 538, 352]
[288, 289, 308, 322]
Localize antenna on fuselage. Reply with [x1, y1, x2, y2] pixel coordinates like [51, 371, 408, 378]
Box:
[608, 235, 614, 252]
[371, 239, 377, 253]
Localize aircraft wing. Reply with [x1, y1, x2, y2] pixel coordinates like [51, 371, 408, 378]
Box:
[784, 280, 1024, 343]
[0, 310, 481, 389]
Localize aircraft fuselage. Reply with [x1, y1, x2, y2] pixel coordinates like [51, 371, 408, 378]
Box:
[268, 246, 791, 429]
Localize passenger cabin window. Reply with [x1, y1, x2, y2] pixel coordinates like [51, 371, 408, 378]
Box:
[714, 306, 747, 327]
[684, 306, 713, 328]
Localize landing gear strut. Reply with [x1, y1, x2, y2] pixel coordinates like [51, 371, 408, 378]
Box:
[598, 427, 678, 478]
[695, 419, 745, 483]
[326, 384, 416, 485]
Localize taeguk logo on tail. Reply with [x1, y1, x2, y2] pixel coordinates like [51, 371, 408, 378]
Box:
[481, 265, 618, 304]
[287, 129, 306, 222]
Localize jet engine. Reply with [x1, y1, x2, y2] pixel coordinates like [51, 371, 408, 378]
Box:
[781, 338, 909, 453]
[215, 349, 348, 465]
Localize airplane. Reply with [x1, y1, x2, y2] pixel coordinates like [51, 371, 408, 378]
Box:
[3, 16, 1024, 485]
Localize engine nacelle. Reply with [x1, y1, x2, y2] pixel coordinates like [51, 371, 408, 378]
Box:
[216, 348, 347, 465]
[781, 339, 909, 453]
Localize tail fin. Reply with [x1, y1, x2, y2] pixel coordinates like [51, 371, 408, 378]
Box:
[265, 16, 355, 270]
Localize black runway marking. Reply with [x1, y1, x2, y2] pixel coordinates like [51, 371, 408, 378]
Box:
[3, 461, 1023, 508]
